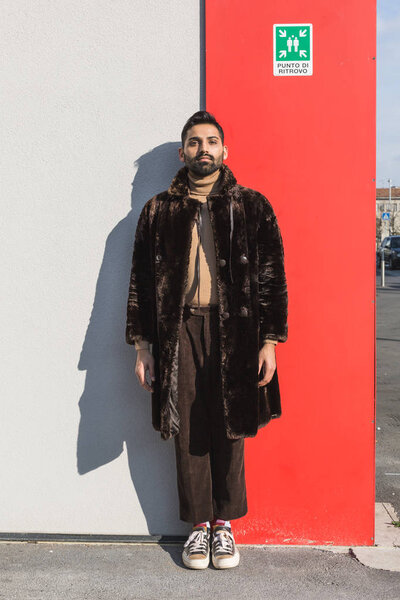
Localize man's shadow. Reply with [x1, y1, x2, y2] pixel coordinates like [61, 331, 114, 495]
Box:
[77, 143, 191, 536]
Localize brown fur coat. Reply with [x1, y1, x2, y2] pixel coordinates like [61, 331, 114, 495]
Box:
[126, 163, 288, 440]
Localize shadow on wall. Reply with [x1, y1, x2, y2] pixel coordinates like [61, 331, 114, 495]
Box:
[76, 142, 190, 536]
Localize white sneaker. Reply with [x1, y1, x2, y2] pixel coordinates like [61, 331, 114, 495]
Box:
[182, 525, 211, 569]
[211, 525, 240, 569]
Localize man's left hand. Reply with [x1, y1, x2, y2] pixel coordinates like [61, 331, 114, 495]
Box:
[258, 344, 276, 386]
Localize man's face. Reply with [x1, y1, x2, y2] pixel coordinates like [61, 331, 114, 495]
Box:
[179, 123, 228, 176]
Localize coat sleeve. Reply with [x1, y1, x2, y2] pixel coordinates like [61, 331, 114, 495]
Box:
[257, 196, 288, 343]
[125, 200, 155, 346]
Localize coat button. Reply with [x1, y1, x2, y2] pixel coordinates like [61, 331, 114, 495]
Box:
[219, 258, 226, 267]
[222, 311, 230, 319]
[240, 306, 248, 317]
[155, 254, 162, 262]
[240, 254, 248, 264]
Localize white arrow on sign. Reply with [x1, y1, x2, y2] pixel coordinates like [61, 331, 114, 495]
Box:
[278, 29, 287, 37]
[299, 50, 307, 58]
[299, 29, 308, 37]
[279, 50, 287, 58]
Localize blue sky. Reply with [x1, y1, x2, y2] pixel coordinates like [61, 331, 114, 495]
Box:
[377, 0, 400, 187]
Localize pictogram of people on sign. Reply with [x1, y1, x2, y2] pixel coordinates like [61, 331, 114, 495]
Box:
[287, 36, 300, 52]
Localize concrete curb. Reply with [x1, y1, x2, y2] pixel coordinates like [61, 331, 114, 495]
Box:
[257, 503, 400, 572]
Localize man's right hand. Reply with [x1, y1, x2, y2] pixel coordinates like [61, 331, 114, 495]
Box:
[135, 349, 156, 392]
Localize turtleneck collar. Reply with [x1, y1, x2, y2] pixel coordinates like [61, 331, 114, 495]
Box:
[187, 167, 222, 197]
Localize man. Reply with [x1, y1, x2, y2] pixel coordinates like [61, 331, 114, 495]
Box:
[125, 111, 288, 570]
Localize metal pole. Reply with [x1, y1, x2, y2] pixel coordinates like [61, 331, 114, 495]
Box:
[388, 178, 392, 236]
[381, 247, 385, 287]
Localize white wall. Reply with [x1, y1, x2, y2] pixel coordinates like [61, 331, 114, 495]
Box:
[0, 0, 201, 535]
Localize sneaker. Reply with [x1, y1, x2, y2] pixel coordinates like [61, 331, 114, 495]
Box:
[211, 525, 240, 569]
[182, 525, 211, 569]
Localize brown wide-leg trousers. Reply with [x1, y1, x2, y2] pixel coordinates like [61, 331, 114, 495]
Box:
[174, 303, 248, 524]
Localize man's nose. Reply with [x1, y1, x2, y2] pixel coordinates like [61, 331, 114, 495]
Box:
[198, 143, 210, 154]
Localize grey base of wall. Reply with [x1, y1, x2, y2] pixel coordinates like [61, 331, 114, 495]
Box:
[0, 532, 186, 544]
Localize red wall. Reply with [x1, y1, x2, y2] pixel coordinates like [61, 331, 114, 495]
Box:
[206, 0, 376, 545]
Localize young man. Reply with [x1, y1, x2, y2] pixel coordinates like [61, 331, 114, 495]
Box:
[126, 111, 288, 569]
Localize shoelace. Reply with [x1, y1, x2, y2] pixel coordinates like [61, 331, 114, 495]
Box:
[212, 529, 234, 555]
[184, 528, 209, 554]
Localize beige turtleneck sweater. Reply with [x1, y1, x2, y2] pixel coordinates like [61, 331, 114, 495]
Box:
[134, 168, 278, 350]
[184, 167, 221, 306]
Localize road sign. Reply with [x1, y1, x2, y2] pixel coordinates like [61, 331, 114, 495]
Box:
[273, 23, 313, 76]
[382, 212, 390, 220]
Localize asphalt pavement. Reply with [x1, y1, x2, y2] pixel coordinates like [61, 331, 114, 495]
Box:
[0, 538, 399, 600]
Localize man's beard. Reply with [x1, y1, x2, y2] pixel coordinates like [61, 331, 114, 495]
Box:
[183, 152, 224, 176]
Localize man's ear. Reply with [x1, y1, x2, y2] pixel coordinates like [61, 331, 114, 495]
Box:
[223, 145, 228, 160]
[178, 147, 185, 163]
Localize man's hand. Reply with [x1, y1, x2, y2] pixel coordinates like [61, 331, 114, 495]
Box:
[258, 344, 276, 387]
[135, 349, 156, 392]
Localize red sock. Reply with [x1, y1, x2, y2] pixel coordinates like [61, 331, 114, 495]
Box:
[211, 518, 231, 529]
[193, 521, 210, 529]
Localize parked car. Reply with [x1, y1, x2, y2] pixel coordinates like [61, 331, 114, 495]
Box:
[376, 235, 400, 269]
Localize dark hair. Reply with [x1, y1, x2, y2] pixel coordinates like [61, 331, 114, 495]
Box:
[181, 111, 224, 146]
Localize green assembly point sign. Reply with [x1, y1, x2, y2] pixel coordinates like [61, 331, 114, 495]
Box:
[273, 23, 313, 76]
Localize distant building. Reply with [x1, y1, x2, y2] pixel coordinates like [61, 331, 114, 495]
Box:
[376, 187, 400, 216]
[376, 187, 400, 242]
